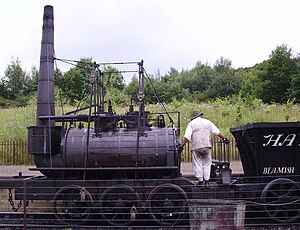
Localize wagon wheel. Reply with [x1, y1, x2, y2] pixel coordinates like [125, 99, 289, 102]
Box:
[147, 183, 188, 226]
[261, 178, 300, 223]
[100, 184, 140, 226]
[52, 185, 94, 224]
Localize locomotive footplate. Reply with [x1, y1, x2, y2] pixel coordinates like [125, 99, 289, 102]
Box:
[29, 166, 179, 171]
[29, 166, 180, 180]
[191, 183, 230, 199]
[0, 175, 42, 190]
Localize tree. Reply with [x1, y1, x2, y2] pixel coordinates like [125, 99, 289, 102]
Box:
[161, 67, 179, 83]
[258, 44, 297, 103]
[99, 66, 128, 106]
[288, 73, 300, 102]
[102, 65, 125, 90]
[213, 57, 232, 73]
[4, 58, 30, 99]
[0, 78, 8, 99]
[237, 67, 262, 104]
[179, 63, 214, 101]
[124, 75, 139, 103]
[208, 72, 242, 99]
[288, 58, 300, 102]
[157, 67, 183, 102]
[58, 58, 93, 105]
[207, 57, 241, 99]
[124, 74, 162, 104]
[144, 75, 160, 104]
[148, 78, 182, 103]
[25, 66, 39, 94]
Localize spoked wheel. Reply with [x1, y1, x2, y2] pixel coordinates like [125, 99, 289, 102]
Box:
[52, 185, 94, 224]
[261, 178, 300, 223]
[100, 184, 140, 226]
[147, 183, 188, 226]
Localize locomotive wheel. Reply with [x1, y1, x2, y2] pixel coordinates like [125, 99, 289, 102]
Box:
[52, 185, 94, 224]
[100, 184, 141, 226]
[147, 183, 188, 226]
[261, 178, 300, 223]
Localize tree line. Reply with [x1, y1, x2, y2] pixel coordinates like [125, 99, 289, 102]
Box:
[1, 44, 300, 108]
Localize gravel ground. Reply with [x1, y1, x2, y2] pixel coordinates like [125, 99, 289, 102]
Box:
[0, 165, 42, 177]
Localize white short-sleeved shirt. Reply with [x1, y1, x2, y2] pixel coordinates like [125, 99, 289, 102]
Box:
[184, 117, 220, 150]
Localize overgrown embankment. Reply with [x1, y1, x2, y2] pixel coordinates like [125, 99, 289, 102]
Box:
[1, 99, 299, 141]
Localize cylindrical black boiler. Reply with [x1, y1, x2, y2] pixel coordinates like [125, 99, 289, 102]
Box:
[28, 125, 179, 178]
[62, 127, 176, 168]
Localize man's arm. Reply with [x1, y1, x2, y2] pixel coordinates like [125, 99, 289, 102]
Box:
[181, 137, 189, 147]
[218, 132, 226, 140]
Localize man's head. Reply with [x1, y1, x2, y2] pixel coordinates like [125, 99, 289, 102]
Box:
[192, 109, 203, 119]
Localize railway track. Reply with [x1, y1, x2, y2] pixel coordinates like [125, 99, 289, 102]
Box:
[0, 211, 191, 229]
[0, 211, 298, 229]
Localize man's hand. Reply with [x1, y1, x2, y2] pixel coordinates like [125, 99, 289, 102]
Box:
[223, 138, 230, 145]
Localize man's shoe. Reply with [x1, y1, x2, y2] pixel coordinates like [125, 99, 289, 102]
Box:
[204, 180, 210, 189]
[197, 181, 204, 186]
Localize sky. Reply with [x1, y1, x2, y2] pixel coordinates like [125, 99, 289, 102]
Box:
[1, 0, 300, 83]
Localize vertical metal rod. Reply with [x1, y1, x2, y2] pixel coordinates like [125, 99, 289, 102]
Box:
[83, 83, 94, 181]
[135, 60, 145, 167]
[23, 180, 27, 230]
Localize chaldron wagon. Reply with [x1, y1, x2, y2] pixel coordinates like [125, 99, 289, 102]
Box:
[230, 122, 300, 224]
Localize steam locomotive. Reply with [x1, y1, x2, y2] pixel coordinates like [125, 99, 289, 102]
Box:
[1, 5, 299, 228]
[29, 6, 181, 181]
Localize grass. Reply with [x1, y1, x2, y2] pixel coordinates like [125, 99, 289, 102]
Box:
[147, 99, 300, 138]
[0, 104, 36, 140]
[1, 99, 300, 140]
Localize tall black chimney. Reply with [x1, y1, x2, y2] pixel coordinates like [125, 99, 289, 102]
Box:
[36, 5, 55, 127]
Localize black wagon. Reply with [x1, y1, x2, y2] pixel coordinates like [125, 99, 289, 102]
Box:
[230, 122, 300, 223]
